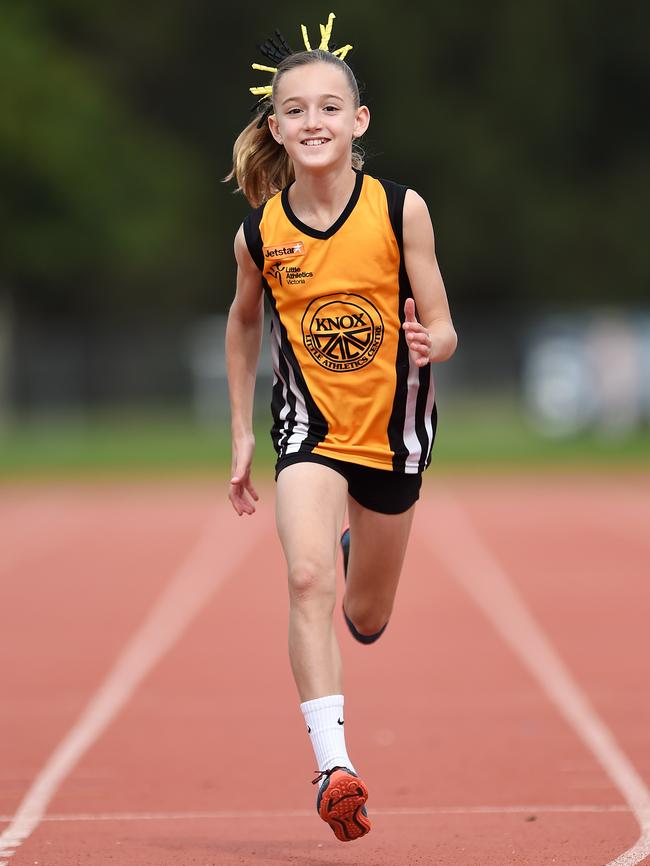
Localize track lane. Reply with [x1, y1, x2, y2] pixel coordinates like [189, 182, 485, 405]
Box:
[0, 481, 264, 861]
[2, 475, 647, 864]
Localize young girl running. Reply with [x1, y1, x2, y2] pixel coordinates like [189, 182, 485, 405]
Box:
[225, 13, 457, 843]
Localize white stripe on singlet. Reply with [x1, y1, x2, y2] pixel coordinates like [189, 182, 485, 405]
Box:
[269, 317, 290, 454]
[403, 355, 424, 474]
[269, 310, 311, 457]
[422, 367, 436, 468]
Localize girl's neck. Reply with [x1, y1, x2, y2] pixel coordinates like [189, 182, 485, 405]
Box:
[288, 166, 358, 231]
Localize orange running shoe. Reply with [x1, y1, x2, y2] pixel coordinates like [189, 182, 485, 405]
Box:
[313, 766, 371, 842]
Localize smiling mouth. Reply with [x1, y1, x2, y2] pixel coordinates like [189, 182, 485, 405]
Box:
[301, 138, 330, 146]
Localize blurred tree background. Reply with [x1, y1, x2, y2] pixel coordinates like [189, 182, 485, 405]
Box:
[1, 0, 649, 475]
[2, 0, 648, 322]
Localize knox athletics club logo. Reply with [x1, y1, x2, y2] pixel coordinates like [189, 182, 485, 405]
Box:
[301, 293, 384, 372]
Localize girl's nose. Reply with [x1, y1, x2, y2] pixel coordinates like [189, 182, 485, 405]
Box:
[304, 109, 322, 130]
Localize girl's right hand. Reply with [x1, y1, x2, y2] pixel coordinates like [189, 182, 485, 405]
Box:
[229, 434, 259, 516]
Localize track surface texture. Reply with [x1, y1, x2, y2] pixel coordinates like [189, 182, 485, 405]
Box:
[1, 472, 649, 865]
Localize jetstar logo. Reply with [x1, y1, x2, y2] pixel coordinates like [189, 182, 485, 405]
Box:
[263, 241, 304, 260]
[301, 293, 384, 372]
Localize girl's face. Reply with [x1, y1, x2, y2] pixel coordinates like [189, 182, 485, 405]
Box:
[269, 62, 370, 174]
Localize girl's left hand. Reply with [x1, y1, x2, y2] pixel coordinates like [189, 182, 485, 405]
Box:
[229, 433, 259, 516]
[402, 298, 432, 367]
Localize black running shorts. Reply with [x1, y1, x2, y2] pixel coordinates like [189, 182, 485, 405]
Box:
[275, 453, 422, 514]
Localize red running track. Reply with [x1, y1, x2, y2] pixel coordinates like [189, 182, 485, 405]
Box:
[0, 473, 649, 865]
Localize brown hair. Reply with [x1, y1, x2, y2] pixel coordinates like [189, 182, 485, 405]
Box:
[225, 50, 365, 208]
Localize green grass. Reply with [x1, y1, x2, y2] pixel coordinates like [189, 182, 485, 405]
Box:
[432, 398, 650, 472]
[0, 399, 648, 481]
[0, 408, 258, 481]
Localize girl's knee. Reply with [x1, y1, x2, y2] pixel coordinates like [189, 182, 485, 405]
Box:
[343, 597, 392, 636]
[288, 560, 336, 606]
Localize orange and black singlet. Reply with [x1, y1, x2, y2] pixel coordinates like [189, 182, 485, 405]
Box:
[243, 171, 437, 474]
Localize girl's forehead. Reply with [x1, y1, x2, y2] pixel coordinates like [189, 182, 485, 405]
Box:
[275, 63, 351, 100]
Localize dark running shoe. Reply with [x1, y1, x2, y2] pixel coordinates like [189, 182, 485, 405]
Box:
[341, 527, 351, 577]
[340, 528, 389, 645]
[313, 766, 371, 842]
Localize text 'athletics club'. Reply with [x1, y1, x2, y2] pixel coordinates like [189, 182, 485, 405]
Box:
[301, 293, 384, 372]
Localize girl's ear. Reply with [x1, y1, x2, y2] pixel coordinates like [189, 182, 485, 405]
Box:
[353, 105, 370, 139]
[268, 113, 283, 145]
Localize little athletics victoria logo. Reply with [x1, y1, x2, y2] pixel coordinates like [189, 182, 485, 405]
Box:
[301, 293, 384, 372]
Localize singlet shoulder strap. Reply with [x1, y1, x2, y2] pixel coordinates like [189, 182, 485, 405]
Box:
[377, 178, 409, 249]
[242, 202, 266, 271]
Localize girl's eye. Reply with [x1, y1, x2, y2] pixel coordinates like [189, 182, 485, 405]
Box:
[285, 105, 339, 115]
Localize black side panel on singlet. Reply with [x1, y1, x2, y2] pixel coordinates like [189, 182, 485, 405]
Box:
[241, 203, 329, 458]
[265, 291, 329, 458]
[378, 178, 413, 472]
[242, 204, 265, 270]
[379, 178, 437, 473]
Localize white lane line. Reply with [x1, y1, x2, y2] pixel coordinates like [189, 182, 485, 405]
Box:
[424, 492, 650, 866]
[0, 805, 633, 823]
[0, 510, 264, 866]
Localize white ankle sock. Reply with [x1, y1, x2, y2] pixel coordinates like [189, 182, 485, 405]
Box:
[300, 694, 355, 775]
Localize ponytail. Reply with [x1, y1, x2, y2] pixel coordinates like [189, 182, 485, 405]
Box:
[225, 115, 294, 209]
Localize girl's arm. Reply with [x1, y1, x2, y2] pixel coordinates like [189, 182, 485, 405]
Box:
[401, 189, 458, 367]
[226, 224, 264, 515]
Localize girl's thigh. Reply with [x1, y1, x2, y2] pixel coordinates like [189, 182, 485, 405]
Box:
[345, 497, 416, 605]
[275, 461, 349, 577]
